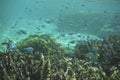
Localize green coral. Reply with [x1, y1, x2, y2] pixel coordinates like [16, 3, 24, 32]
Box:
[0, 34, 120, 80]
[74, 34, 120, 78]
[16, 34, 64, 55]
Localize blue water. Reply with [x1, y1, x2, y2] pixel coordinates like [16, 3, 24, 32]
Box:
[0, 0, 120, 23]
[0, 0, 120, 46]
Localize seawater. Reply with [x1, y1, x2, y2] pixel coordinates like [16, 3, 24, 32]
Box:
[0, 0, 120, 48]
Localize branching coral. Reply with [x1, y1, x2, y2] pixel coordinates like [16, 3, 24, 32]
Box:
[0, 48, 105, 80]
[74, 34, 120, 79]
[0, 34, 120, 80]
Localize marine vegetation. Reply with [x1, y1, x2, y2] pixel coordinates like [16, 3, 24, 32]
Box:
[0, 34, 120, 80]
[16, 34, 64, 55]
[74, 34, 120, 79]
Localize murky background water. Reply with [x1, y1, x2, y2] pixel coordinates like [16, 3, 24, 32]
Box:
[0, 0, 120, 43]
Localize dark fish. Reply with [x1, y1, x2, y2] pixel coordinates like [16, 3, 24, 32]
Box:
[25, 7, 28, 10]
[41, 25, 45, 28]
[17, 29, 27, 35]
[64, 6, 69, 9]
[36, 26, 41, 30]
[77, 34, 82, 37]
[39, 35, 51, 40]
[81, 4, 85, 7]
[69, 40, 76, 44]
[11, 26, 15, 29]
[19, 17, 23, 19]
[103, 11, 108, 13]
[44, 19, 54, 24]
[60, 33, 66, 37]
[40, 0, 44, 3]
[67, 32, 75, 35]
[28, 9, 32, 12]
[52, 43, 62, 47]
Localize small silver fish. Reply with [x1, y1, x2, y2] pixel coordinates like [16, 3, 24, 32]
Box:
[23, 47, 34, 51]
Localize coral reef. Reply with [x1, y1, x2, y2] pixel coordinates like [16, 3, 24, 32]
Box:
[0, 50, 105, 80]
[16, 34, 64, 55]
[0, 34, 120, 80]
[74, 34, 120, 79]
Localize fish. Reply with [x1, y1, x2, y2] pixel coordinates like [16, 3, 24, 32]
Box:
[60, 33, 66, 37]
[41, 25, 45, 28]
[116, 25, 120, 29]
[86, 52, 98, 62]
[76, 39, 85, 44]
[86, 52, 94, 57]
[103, 44, 108, 49]
[9, 44, 17, 50]
[59, 17, 63, 22]
[36, 26, 41, 30]
[44, 19, 54, 24]
[39, 34, 51, 40]
[67, 32, 75, 35]
[69, 40, 76, 44]
[23, 47, 34, 51]
[52, 42, 62, 47]
[92, 47, 99, 51]
[17, 29, 27, 35]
